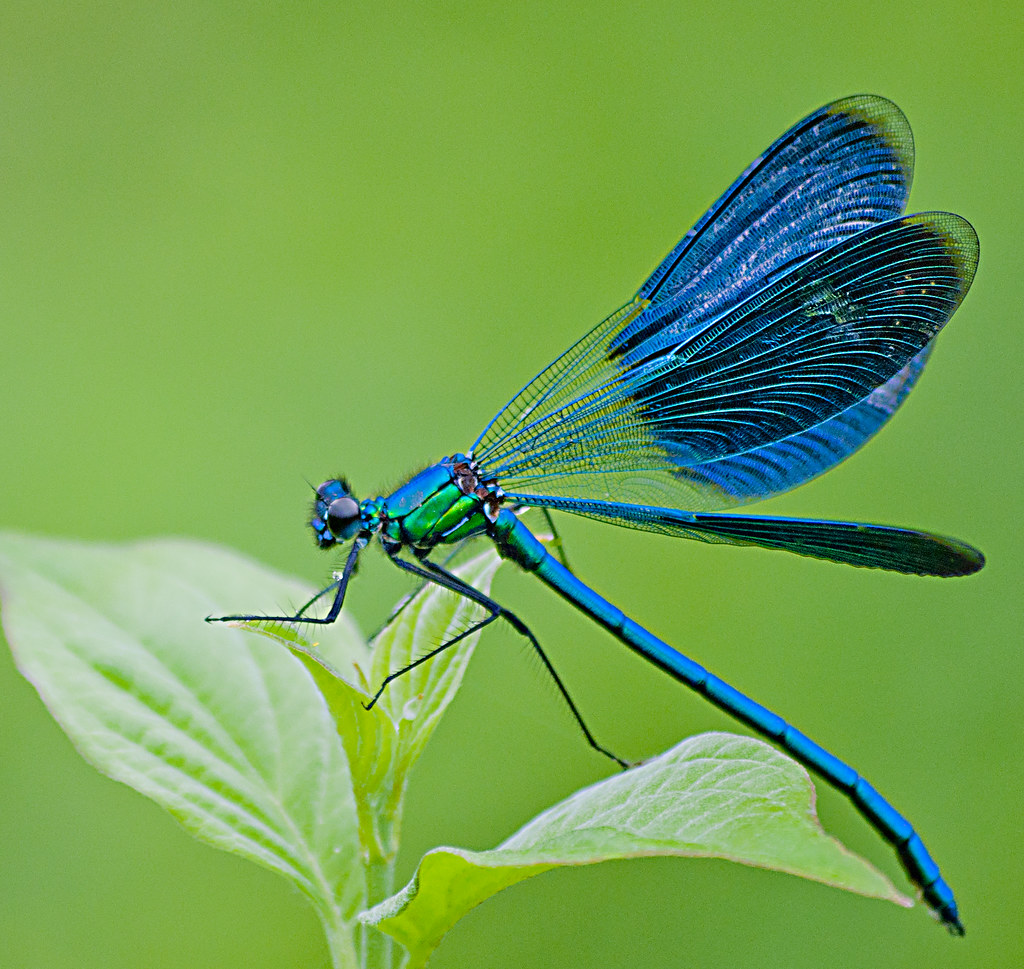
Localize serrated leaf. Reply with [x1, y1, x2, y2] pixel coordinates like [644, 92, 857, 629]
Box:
[362, 732, 911, 967]
[0, 533, 366, 966]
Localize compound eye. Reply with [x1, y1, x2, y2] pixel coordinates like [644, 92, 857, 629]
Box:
[326, 496, 360, 537]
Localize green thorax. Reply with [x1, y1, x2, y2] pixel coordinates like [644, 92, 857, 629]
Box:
[380, 455, 498, 549]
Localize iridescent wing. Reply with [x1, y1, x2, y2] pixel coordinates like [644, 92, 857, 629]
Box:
[498, 495, 983, 576]
[472, 98, 970, 515]
[637, 94, 914, 310]
[472, 211, 978, 522]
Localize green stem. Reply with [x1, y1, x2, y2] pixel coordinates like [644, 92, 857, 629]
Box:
[361, 848, 397, 969]
[321, 906, 359, 969]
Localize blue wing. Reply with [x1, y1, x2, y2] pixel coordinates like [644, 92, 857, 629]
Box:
[470, 98, 980, 575]
[615, 96, 926, 505]
[474, 212, 977, 510]
[500, 495, 984, 576]
[637, 94, 913, 311]
[473, 98, 970, 513]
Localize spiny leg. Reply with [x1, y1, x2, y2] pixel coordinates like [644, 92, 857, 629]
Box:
[207, 540, 362, 625]
[364, 608, 501, 709]
[382, 551, 628, 769]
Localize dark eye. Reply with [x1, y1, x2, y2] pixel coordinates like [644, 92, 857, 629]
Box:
[326, 496, 360, 538]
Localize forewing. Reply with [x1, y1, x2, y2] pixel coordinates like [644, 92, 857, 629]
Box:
[639, 94, 913, 310]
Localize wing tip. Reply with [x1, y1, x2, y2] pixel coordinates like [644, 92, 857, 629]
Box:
[825, 94, 914, 190]
[906, 211, 980, 287]
[931, 539, 985, 577]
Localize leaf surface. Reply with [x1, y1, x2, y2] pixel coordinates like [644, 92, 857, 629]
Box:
[362, 732, 910, 966]
[0, 533, 365, 962]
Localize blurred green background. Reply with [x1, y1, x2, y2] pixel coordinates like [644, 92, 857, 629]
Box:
[1, 2, 1020, 967]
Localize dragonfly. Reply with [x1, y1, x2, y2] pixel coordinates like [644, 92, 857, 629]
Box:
[211, 95, 982, 934]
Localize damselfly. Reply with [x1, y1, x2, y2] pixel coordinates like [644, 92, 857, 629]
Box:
[212, 96, 981, 933]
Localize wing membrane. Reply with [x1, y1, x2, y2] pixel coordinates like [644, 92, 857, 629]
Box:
[674, 346, 930, 502]
[474, 214, 977, 512]
[474, 96, 915, 464]
[638, 95, 913, 313]
[504, 495, 984, 576]
[616, 213, 976, 462]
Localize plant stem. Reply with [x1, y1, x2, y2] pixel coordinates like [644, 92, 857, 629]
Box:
[361, 847, 397, 969]
[321, 906, 359, 969]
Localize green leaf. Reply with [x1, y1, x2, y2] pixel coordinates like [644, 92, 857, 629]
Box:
[240, 547, 503, 859]
[0, 530, 912, 969]
[0, 533, 366, 967]
[362, 732, 911, 967]
[367, 548, 502, 772]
